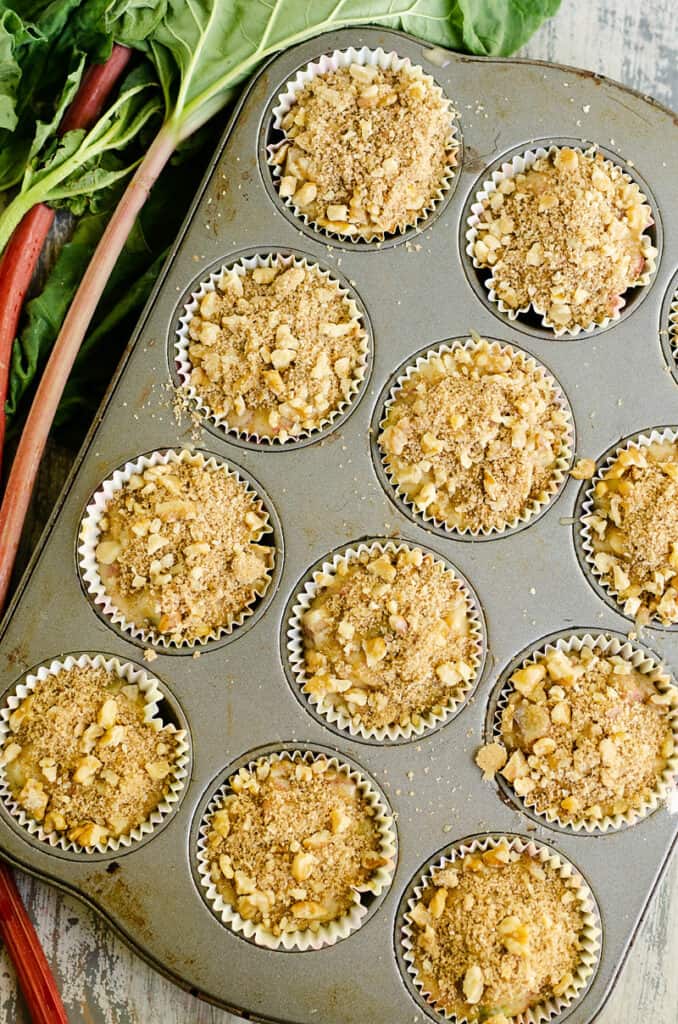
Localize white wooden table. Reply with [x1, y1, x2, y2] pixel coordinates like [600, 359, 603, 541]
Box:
[1, 2, 676, 1020]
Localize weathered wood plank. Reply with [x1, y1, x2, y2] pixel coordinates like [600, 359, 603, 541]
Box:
[1, 1, 676, 1020]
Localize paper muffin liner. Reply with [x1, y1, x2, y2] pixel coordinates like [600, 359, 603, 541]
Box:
[377, 338, 574, 537]
[78, 448, 275, 648]
[492, 633, 678, 833]
[0, 653, 189, 854]
[579, 427, 678, 629]
[465, 145, 658, 337]
[268, 46, 459, 243]
[401, 834, 601, 1023]
[286, 540, 484, 741]
[669, 290, 678, 365]
[196, 748, 397, 950]
[175, 253, 370, 445]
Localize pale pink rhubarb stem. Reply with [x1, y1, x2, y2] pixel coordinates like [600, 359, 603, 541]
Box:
[0, 124, 178, 609]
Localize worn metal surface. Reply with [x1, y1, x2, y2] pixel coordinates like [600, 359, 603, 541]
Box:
[2, 4, 678, 1023]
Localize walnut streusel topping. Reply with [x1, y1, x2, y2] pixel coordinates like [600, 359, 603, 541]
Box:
[204, 756, 391, 937]
[476, 645, 675, 825]
[379, 338, 571, 533]
[408, 841, 585, 1020]
[301, 546, 478, 732]
[94, 455, 273, 642]
[586, 439, 678, 625]
[185, 260, 367, 440]
[472, 147, 655, 332]
[0, 664, 182, 847]
[272, 61, 457, 238]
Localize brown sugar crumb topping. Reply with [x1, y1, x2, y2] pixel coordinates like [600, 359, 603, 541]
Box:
[185, 260, 367, 440]
[301, 546, 478, 732]
[587, 440, 678, 625]
[204, 757, 391, 937]
[273, 62, 457, 238]
[477, 646, 676, 824]
[0, 665, 181, 847]
[408, 842, 584, 1020]
[379, 338, 570, 532]
[472, 147, 655, 331]
[95, 456, 273, 642]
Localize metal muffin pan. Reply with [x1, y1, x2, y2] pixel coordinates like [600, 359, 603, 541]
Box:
[0, 26, 676, 1024]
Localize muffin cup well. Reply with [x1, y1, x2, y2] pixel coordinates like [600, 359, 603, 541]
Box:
[465, 145, 657, 337]
[286, 540, 484, 741]
[579, 427, 678, 629]
[0, 654, 189, 854]
[268, 46, 459, 243]
[401, 833, 601, 1023]
[175, 253, 370, 445]
[196, 748, 397, 950]
[492, 633, 678, 832]
[377, 338, 574, 537]
[670, 290, 678, 366]
[78, 449, 275, 648]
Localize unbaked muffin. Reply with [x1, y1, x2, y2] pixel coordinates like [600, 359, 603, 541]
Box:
[182, 259, 367, 440]
[379, 338, 571, 533]
[202, 755, 393, 940]
[586, 438, 678, 625]
[407, 840, 587, 1020]
[471, 147, 655, 332]
[92, 454, 274, 643]
[272, 59, 458, 238]
[299, 545, 479, 734]
[0, 663, 183, 847]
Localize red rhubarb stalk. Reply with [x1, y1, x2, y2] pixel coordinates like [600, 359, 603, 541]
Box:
[0, 44, 132, 478]
[0, 124, 177, 609]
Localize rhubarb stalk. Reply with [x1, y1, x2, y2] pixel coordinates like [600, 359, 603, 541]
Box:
[0, 44, 132, 476]
[0, 124, 177, 608]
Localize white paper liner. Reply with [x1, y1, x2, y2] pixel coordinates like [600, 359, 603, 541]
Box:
[669, 290, 678, 366]
[401, 834, 601, 1023]
[196, 748, 397, 950]
[492, 633, 678, 833]
[579, 428, 678, 629]
[286, 540, 484, 741]
[465, 145, 658, 337]
[377, 338, 574, 537]
[268, 46, 459, 243]
[175, 253, 370, 444]
[78, 448, 275, 648]
[0, 654, 189, 854]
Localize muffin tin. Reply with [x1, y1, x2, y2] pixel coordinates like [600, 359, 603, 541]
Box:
[0, 27, 677, 1024]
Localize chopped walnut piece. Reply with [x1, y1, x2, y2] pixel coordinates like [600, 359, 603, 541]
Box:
[204, 756, 391, 938]
[300, 546, 478, 732]
[94, 455, 274, 642]
[475, 742, 507, 780]
[184, 259, 367, 439]
[276, 63, 458, 239]
[0, 664, 182, 844]
[588, 439, 678, 625]
[379, 338, 570, 532]
[473, 148, 655, 332]
[496, 645, 676, 823]
[409, 847, 586, 1020]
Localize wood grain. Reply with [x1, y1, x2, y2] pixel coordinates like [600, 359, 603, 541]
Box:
[1, 2, 677, 1021]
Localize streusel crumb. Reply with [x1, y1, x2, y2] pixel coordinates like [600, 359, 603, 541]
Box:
[587, 440, 678, 625]
[487, 645, 676, 824]
[472, 147, 655, 332]
[379, 338, 571, 532]
[301, 546, 478, 732]
[0, 664, 182, 847]
[185, 260, 367, 440]
[409, 841, 585, 1020]
[273, 61, 457, 238]
[94, 455, 274, 642]
[204, 756, 391, 937]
